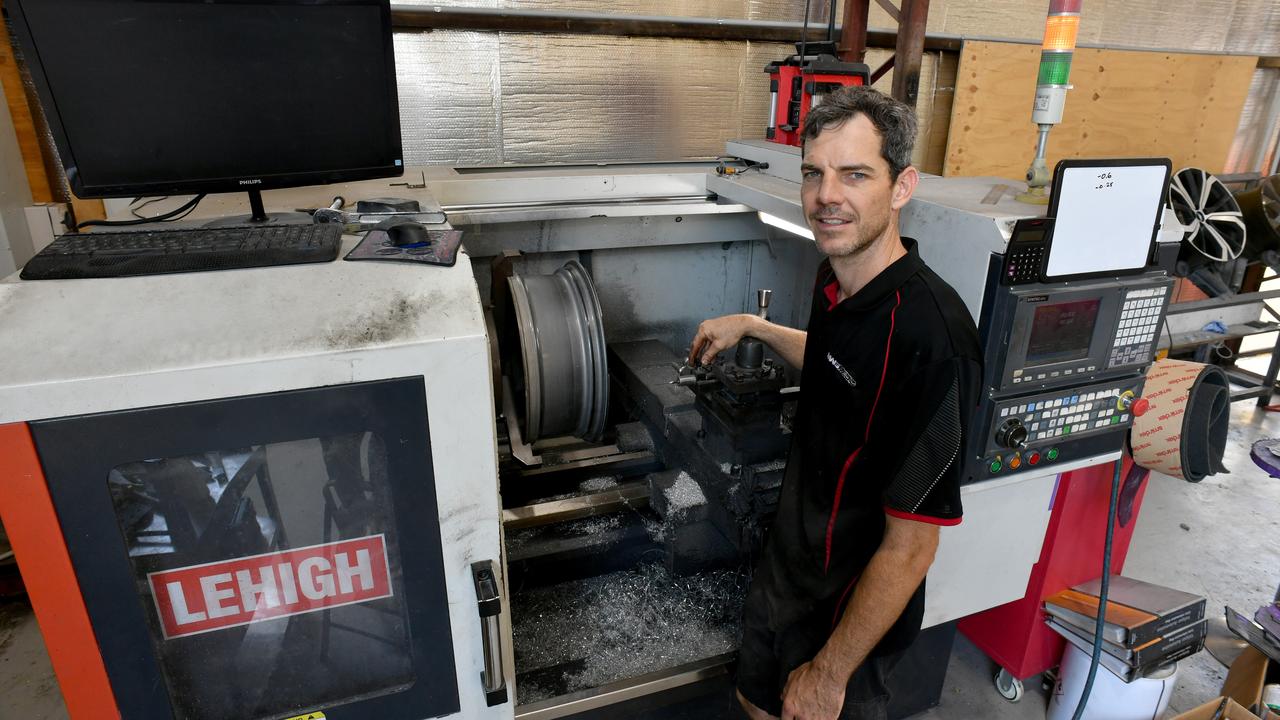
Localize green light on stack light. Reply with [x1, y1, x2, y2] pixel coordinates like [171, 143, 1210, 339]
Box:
[1037, 54, 1073, 86]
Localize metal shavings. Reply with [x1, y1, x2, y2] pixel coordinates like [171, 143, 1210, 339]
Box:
[512, 562, 747, 700]
[505, 512, 625, 555]
[579, 476, 620, 493]
[575, 514, 622, 536]
[664, 472, 707, 514]
[752, 459, 788, 473]
[642, 514, 667, 543]
[515, 677, 560, 706]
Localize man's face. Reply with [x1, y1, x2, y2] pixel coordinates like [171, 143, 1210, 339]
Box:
[800, 114, 912, 259]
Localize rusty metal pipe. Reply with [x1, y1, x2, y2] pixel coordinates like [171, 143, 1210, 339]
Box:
[891, 0, 930, 107]
[391, 6, 961, 50]
[838, 0, 871, 62]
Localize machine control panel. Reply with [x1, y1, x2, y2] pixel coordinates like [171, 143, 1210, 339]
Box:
[994, 381, 1140, 447]
[965, 269, 1171, 484]
[1110, 286, 1168, 367]
[1000, 275, 1172, 393]
[979, 379, 1145, 477]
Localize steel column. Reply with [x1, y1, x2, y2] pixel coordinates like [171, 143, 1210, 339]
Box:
[891, 0, 930, 107]
[838, 0, 871, 62]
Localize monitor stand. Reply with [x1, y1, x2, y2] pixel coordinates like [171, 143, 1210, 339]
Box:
[203, 189, 312, 227]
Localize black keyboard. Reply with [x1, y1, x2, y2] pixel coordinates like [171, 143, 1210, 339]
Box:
[20, 223, 344, 280]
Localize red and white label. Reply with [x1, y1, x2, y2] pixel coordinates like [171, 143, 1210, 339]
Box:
[148, 534, 393, 640]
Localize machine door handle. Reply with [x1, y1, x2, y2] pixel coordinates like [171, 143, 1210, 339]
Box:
[471, 560, 508, 707]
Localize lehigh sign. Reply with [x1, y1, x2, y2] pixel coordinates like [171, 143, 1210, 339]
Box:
[148, 534, 394, 639]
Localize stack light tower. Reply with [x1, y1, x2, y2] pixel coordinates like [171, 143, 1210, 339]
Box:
[1018, 0, 1082, 204]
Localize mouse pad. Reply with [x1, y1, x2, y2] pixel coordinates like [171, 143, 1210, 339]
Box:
[344, 228, 464, 267]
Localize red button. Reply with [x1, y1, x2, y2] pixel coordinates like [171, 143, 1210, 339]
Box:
[1132, 398, 1151, 417]
[1029, 452, 1041, 465]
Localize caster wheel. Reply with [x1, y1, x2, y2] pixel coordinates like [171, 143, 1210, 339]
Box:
[995, 668, 1024, 703]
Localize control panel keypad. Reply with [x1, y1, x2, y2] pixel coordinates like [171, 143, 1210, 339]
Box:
[1108, 287, 1168, 368]
[997, 386, 1130, 443]
[1003, 244, 1045, 285]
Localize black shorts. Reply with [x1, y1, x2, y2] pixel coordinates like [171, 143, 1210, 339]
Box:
[736, 579, 902, 720]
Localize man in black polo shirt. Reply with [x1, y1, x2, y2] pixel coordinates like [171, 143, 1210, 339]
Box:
[688, 86, 981, 720]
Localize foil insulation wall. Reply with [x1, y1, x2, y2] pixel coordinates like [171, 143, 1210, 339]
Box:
[1225, 68, 1280, 176]
[387, 1, 1276, 172]
[498, 34, 766, 164]
[396, 31, 503, 166]
[392, 27, 940, 168]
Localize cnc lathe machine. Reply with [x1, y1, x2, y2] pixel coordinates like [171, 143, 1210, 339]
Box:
[0, 153, 1177, 719]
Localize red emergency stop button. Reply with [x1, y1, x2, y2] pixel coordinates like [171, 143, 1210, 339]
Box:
[1132, 398, 1151, 417]
[1028, 451, 1041, 465]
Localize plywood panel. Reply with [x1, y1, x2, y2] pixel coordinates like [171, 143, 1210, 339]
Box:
[944, 40, 1257, 180]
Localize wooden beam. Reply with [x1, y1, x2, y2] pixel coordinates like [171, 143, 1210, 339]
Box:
[874, 0, 901, 23]
[0, 4, 54, 204]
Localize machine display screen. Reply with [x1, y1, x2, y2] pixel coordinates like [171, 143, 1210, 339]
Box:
[1026, 299, 1101, 365]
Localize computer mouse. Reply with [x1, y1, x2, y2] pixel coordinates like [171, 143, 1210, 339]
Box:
[386, 222, 430, 247]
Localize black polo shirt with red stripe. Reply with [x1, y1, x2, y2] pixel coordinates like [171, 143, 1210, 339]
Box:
[757, 237, 982, 657]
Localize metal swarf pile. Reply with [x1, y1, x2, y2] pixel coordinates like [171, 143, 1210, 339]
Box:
[512, 562, 747, 704]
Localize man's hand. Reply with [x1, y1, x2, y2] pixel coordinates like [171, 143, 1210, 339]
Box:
[781, 660, 846, 720]
[688, 314, 759, 366]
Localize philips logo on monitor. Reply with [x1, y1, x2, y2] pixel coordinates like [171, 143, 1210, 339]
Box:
[239, 179, 263, 185]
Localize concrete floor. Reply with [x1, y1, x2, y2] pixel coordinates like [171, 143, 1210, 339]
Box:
[1, 399, 1277, 720]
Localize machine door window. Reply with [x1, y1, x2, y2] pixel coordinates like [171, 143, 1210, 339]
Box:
[108, 433, 413, 720]
[31, 379, 459, 720]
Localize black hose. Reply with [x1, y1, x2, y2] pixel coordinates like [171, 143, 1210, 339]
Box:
[798, 0, 812, 65]
[1071, 458, 1122, 720]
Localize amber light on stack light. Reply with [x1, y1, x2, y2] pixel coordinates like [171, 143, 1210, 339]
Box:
[1018, 0, 1082, 204]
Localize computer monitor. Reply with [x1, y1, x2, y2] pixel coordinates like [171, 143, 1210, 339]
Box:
[8, 0, 403, 225]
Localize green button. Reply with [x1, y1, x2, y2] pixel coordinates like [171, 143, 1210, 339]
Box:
[1063, 425, 1072, 435]
[1047, 448, 1060, 461]
[989, 459, 1002, 473]
[1110, 416, 1119, 425]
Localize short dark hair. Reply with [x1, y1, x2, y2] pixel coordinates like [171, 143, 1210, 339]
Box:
[800, 86, 917, 180]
